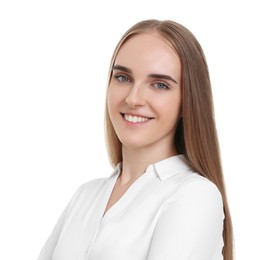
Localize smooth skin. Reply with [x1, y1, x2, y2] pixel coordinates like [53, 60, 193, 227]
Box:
[105, 33, 182, 215]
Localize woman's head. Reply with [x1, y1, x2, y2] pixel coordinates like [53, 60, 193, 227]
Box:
[105, 19, 233, 260]
[105, 19, 212, 165]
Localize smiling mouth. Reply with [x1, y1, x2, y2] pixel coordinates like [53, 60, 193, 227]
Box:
[121, 113, 153, 123]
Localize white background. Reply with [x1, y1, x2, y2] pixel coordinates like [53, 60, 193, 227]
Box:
[0, 0, 269, 259]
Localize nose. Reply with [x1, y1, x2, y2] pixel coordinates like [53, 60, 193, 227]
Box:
[125, 84, 146, 108]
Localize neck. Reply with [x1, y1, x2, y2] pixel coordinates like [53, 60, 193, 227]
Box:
[119, 145, 177, 185]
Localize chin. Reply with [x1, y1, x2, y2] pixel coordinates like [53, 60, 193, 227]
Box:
[120, 137, 152, 150]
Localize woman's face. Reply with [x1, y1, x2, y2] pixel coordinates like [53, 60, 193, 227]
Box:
[107, 33, 181, 152]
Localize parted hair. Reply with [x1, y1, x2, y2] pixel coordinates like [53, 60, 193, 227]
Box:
[105, 19, 233, 260]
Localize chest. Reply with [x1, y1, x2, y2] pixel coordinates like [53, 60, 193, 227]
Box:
[52, 173, 174, 260]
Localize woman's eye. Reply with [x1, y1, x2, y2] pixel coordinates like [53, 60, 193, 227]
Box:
[114, 74, 130, 82]
[154, 82, 169, 90]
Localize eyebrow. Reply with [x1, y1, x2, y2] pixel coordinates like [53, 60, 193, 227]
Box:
[112, 64, 178, 84]
[112, 65, 132, 73]
[148, 73, 178, 84]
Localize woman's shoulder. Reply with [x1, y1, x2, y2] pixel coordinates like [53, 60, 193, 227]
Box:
[167, 172, 223, 212]
[76, 176, 110, 196]
[65, 176, 109, 205]
[175, 171, 220, 191]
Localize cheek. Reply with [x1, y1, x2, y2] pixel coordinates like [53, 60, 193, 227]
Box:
[107, 87, 117, 110]
[172, 98, 182, 118]
[107, 84, 129, 109]
[107, 86, 124, 120]
[157, 94, 181, 120]
[107, 91, 115, 122]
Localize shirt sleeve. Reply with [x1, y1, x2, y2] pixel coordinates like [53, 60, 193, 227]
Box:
[37, 184, 85, 260]
[37, 206, 68, 260]
[147, 178, 224, 260]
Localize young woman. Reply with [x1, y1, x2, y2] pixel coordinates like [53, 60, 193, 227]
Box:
[38, 19, 233, 260]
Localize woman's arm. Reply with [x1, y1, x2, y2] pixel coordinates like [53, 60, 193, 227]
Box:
[37, 182, 86, 260]
[37, 206, 68, 260]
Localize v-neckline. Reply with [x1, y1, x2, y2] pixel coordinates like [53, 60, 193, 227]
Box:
[102, 169, 153, 221]
[103, 175, 133, 217]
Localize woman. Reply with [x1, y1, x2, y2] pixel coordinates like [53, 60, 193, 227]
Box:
[38, 19, 233, 260]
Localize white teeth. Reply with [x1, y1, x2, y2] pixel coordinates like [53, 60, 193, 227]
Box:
[124, 114, 150, 123]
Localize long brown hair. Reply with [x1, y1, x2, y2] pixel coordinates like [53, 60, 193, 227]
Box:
[105, 19, 233, 260]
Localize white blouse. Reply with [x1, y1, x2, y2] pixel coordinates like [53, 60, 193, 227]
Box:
[38, 155, 224, 260]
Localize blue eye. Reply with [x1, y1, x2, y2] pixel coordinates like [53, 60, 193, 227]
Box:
[114, 74, 131, 82]
[154, 82, 169, 90]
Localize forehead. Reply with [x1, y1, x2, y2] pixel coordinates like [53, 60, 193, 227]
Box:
[114, 33, 181, 79]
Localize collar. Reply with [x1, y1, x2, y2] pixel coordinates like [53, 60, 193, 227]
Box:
[110, 154, 191, 181]
[149, 154, 191, 181]
[109, 163, 122, 178]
